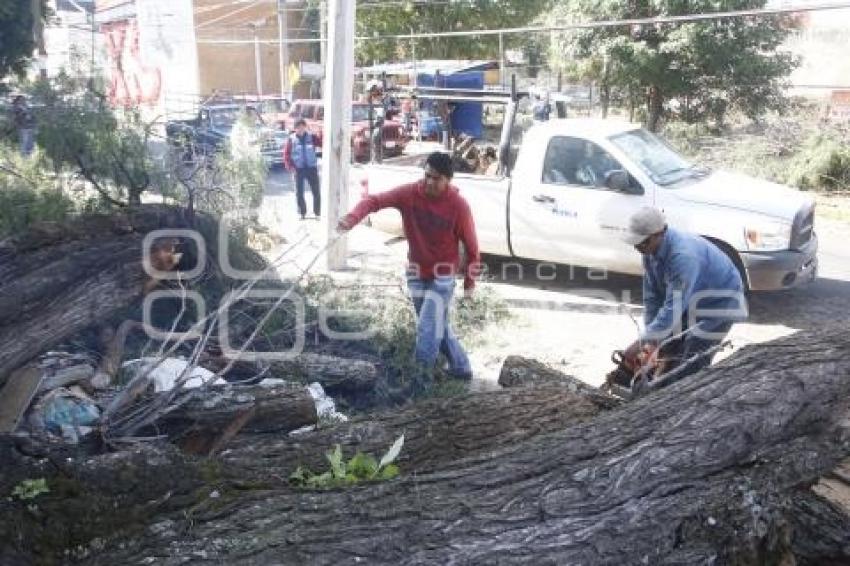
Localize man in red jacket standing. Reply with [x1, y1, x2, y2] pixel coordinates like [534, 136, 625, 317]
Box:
[337, 152, 480, 383]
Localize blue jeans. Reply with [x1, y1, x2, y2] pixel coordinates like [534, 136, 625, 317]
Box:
[19, 128, 35, 157]
[407, 276, 471, 377]
[294, 167, 320, 217]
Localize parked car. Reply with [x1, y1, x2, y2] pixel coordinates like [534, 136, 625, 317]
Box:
[353, 117, 818, 292]
[239, 95, 290, 130]
[282, 99, 408, 162]
[165, 103, 286, 167]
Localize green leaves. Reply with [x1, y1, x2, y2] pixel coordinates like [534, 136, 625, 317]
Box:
[545, 0, 798, 128]
[355, 0, 552, 65]
[289, 435, 405, 489]
[11, 478, 49, 501]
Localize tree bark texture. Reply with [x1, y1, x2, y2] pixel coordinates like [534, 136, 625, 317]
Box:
[86, 327, 850, 565]
[498, 355, 623, 409]
[201, 354, 379, 395]
[159, 384, 317, 456]
[221, 383, 611, 479]
[0, 205, 270, 388]
[0, 206, 190, 387]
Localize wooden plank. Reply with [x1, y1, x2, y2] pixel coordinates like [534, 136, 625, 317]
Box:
[0, 366, 43, 433]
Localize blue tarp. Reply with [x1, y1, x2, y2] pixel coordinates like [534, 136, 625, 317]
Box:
[417, 71, 484, 139]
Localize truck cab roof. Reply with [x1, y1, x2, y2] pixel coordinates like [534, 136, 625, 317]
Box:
[529, 118, 640, 143]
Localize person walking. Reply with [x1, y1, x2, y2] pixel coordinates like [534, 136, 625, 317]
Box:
[337, 152, 481, 386]
[283, 118, 321, 220]
[12, 95, 36, 157]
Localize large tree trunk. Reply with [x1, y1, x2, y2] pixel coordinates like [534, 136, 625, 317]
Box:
[0, 206, 192, 387]
[0, 205, 274, 388]
[221, 383, 612, 478]
[84, 327, 850, 565]
[647, 84, 664, 132]
[789, 458, 850, 565]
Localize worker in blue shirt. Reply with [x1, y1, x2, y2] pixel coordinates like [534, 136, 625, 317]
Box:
[622, 207, 748, 382]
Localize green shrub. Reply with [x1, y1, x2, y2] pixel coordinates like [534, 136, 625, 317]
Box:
[787, 134, 850, 192]
[0, 147, 77, 237]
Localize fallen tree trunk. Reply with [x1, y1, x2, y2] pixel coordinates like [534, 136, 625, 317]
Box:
[90, 326, 850, 565]
[201, 353, 379, 394]
[158, 384, 318, 455]
[0, 206, 191, 387]
[789, 457, 850, 565]
[0, 205, 275, 389]
[222, 383, 611, 477]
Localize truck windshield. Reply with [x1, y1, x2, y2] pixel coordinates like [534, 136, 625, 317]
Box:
[209, 108, 239, 129]
[609, 129, 703, 186]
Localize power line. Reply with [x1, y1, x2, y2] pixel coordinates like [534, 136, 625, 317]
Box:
[194, 1, 850, 45]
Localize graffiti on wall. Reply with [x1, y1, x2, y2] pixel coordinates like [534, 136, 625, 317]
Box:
[102, 19, 161, 107]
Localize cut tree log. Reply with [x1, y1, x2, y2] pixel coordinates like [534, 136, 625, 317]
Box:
[88, 326, 850, 565]
[158, 383, 317, 439]
[499, 354, 623, 408]
[201, 353, 379, 394]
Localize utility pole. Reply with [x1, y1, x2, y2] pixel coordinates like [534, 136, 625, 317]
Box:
[499, 32, 505, 89]
[321, 0, 355, 270]
[277, 0, 288, 98]
[319, 0, 327, 96]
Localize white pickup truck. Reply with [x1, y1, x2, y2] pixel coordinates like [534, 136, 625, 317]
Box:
[352, 117, 817, 291]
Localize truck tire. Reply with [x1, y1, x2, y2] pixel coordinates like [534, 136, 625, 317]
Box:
[704, 236, 750, 294]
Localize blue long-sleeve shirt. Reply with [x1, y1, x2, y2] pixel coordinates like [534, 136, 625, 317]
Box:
[642, 228, 747, 341]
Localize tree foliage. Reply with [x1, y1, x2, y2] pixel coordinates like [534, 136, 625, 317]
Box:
[31, 71, 170, 208]
[0, 0, 49, 80]
[545, 0, 800, 130]
[355, 0, 551, 66]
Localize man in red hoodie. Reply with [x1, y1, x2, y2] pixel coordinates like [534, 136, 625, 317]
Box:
[337, 152, 480, 382]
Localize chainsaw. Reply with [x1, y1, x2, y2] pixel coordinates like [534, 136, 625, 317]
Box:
[604, 345, 664, 399]
[604, 340, 730, 399]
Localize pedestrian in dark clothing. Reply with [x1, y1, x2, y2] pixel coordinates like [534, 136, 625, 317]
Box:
[337, 152, 481, 384]
[283, 118, 321, 220]
[12, 95, 36, 157]
[371, 116, 384, 163]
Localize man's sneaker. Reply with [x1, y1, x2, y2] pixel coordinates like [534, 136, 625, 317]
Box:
[299, 214, 306, 221]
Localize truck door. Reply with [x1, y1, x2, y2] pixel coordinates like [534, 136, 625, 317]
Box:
[510, 135, 649, 274]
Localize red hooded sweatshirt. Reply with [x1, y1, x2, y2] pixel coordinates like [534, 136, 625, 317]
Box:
[343, 180, 481, 290]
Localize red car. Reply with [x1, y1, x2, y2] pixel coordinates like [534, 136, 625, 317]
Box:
[283, 100, 407, 162]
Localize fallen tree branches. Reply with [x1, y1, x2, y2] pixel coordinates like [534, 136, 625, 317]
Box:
[89, 326, 850, 564]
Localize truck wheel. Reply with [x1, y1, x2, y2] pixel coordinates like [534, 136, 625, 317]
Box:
[705, 237, 750, 294]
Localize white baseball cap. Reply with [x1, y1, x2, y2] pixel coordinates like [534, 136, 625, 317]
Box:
[622, 207, 666, 245]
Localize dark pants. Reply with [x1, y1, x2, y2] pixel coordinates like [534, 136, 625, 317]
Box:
[295, 167, 320, 217]
[658, 320, 733, 383]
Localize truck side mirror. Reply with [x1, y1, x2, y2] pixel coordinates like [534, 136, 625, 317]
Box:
[605, 170, 642, 195]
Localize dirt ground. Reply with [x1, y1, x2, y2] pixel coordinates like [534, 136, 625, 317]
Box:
[261, 173, 850, 390]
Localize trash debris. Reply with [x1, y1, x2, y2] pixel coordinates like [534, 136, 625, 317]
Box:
[306, 382, 348, 423]
[122, 358, 226, 392]
[28, 387, 101, 443]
